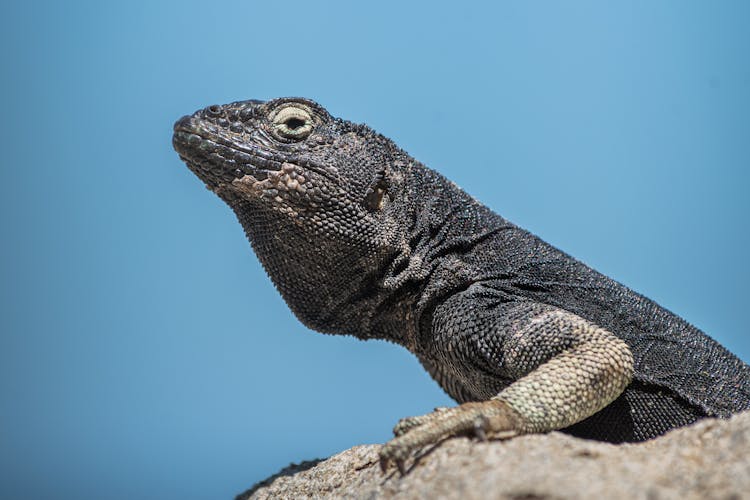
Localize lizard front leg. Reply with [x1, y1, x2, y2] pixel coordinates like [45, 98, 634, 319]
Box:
[379, 303, 634, 473]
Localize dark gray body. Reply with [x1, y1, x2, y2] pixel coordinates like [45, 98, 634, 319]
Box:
[173, 97, 750, 445]
[375, 166, 749, 442]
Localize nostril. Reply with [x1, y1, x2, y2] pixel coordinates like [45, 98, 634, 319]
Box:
[206, 105, 222, 116]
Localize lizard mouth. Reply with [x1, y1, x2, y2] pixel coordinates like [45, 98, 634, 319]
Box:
[172, 114, 339, 195]
[173, 115, 337, 207]
[173, 116, 286, 188]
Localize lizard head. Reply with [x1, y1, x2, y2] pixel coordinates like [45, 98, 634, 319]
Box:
[173, 97, 419, 339]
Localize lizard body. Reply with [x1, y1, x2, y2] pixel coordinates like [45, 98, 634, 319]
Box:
[173, 97, 750, 471]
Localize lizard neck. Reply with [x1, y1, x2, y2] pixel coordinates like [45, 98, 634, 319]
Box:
[363, 164, 517, 352]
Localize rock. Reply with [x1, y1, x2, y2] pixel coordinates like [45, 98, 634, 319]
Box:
[238, 411, 750, 499]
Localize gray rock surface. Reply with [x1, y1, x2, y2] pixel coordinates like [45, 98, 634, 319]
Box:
[239, 411, 750, 499]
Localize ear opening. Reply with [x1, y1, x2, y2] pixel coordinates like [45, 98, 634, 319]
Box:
[364, 169, 389, 212]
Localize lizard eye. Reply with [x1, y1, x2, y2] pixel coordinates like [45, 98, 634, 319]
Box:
[270, 105, 314, 141]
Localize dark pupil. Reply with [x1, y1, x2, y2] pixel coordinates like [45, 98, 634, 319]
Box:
[285, 117, 305, 130]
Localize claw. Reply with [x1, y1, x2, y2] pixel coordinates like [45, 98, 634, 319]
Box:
[474, 426, 487, 441]
[473, 415, 489, 441]
[396, 459, 406, 476]
[379, 453, 407, 476]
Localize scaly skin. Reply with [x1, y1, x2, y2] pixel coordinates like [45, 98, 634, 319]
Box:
[173, 97, 750, 474]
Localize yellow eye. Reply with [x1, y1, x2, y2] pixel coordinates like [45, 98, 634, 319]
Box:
[271, 105, 314, 140]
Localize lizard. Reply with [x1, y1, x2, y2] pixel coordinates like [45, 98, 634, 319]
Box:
[172, 97, 750, 473]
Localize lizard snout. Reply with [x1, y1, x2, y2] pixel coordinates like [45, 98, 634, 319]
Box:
[173, 115, 193, 132]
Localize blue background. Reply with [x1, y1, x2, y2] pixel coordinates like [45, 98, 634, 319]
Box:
[2, 1, 748, 499]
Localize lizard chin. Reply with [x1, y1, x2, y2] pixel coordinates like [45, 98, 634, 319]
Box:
[215, 171, 309, 223]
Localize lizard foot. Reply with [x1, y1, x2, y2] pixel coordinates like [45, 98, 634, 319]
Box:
[379, 399, 523, 474]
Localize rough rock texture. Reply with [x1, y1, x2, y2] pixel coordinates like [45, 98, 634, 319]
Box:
[239, 411, 750, 499]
